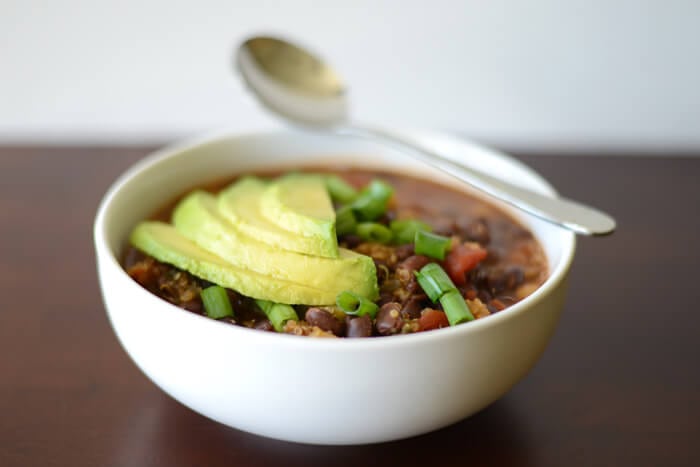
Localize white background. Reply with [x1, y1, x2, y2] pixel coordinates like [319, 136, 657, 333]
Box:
[1, 0, 698, 151]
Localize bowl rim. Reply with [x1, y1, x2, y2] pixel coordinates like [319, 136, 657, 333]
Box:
[94, 128, 576, 350]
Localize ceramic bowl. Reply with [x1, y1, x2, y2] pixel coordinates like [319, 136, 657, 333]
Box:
[94, 129, 575, 445]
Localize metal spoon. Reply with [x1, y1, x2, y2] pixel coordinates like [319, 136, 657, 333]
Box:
[235, 36, 616, 236]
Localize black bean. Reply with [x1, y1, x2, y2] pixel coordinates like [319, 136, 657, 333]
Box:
[225, 289, 240, 304]
[340, 234, 363, 248]
[488, 266, 525, 293]
[458, 218, 491, 245]
[478, 289, 493, 303]
[395, 243, 415, 261]
[507, 267, 525, 289]
[405, 274, 421, 295]
[254, 320, 274, 332]
[432, 217, 457, 236]
[346, 315, 373, 338]
[230, 294, 252, 314]
[218, 317, 237, 326]
[395, 256, 431, 297]
[375, 302, 404, 336]
[398, 255, 432, 274]
[305, 308, 344, 336]
[378, 292, 397, 306]
[395, 272, 421, 296]
[401, 295, 426, 319]
[470, 266, 490, 287]
[377, 210, 397, 224]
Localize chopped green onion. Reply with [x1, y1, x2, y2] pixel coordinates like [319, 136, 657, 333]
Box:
[415, 263, 474, 326]
[336, 290, 379, 319]
[439, 289, 474, 325]
[414, 262, 456, 302]
[335, 205, 357, 236]
[414, 230, 451, 260]
[255, 299, 299, 332]
[390, 219, 432, 245]
[326, 175, 358, 203]
[351, 179, 394, 221]
[201, 285, 234, 319]
[356, 222, 393, 244]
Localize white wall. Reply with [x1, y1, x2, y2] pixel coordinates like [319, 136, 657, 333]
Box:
[1, 0, 698, 151]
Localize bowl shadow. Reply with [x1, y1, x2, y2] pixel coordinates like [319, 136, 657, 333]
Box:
[112, 392, 538, 467]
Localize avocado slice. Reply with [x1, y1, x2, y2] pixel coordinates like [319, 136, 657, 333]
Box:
[129, 222, 338, 305]
[218, 177, 339, 258]
[259, 174, 336, 243]
[172, 191, 378, 301]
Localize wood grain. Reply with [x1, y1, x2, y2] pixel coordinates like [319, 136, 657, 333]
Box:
[1, 146, 698, 467]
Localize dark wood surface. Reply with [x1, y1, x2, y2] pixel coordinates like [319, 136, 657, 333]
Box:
[1, 145, 698, 467]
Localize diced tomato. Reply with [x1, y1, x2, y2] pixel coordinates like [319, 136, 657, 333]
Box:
[444, 243, 488, 285]
[418, 309, 450, 331]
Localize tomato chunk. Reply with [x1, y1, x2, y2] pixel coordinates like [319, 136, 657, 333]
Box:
[444, 243, 488, 285]
[418, 309, 450, 331]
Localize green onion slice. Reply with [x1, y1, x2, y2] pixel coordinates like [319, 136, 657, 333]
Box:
[201, 285, 234, 319]
[351, 179, 394, 221]
[335, 205, 357, 236]
[255, 299, 299, 332]
[336, 290, 379, 319]
[414, 230, 451, 260]
[326, 175, 358, 204]
[356, 222, 393, 244]
[414, 262, 456, 302]
[390, 219, 432, 245]
[439, 289, 475, 325]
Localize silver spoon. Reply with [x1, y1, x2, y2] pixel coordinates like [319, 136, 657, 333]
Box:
[235, 36, 616, 236]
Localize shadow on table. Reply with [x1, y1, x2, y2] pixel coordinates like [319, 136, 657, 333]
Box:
[112, 393, 538, 467]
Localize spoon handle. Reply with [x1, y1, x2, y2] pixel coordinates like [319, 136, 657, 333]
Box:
[338, 124, 616, 236]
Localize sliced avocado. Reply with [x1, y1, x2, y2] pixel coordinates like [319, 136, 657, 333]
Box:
[129, 221, 336, 305]
[218, 177, 339, 258]
[259, 173, 336, 242]
[172, 191, 378, 300]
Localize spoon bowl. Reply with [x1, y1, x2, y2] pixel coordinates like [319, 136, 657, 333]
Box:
[237, 37, 348, 126]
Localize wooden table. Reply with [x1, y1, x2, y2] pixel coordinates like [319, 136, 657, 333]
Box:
[1, 145, 698, 466]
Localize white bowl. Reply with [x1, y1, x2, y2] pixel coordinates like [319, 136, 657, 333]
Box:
[94, 128, 575, 445]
